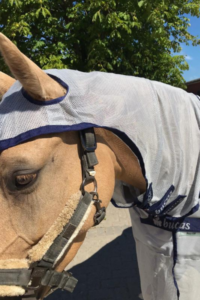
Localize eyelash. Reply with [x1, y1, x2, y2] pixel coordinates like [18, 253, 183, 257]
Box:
[15, 173, 38, 188]
[5, 170, 40, 194]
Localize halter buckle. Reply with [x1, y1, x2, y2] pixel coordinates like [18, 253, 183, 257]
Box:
[90, 192, 106, 226]
[27, 266, 48, 291]
[94, 207, 106, 225]
[81, 177, 97, 194]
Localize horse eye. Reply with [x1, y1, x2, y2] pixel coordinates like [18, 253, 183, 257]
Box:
[15, 173, 37, 188]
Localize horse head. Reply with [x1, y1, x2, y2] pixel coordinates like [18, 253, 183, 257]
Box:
[0, 33, 146, 299]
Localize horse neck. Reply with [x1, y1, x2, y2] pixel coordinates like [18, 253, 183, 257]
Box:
[95, 128, 146, 194]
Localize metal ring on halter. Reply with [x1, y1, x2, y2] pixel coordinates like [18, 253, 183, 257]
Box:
[81, 177, 97, 195]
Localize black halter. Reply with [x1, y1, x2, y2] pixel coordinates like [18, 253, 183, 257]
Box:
[0, 128, 106, 299]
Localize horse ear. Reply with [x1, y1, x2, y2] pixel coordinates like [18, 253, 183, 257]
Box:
[0, 71, 15, 101]
[0, 33, 66, 101]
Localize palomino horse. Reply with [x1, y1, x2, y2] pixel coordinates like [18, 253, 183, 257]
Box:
[0, 33, 199, 300]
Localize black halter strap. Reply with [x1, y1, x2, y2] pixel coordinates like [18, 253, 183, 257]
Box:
[80, 128, 106, 225]
[0, 128, 106, 299]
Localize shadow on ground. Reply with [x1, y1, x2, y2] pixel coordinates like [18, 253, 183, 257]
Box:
[48, 227, 141, 300]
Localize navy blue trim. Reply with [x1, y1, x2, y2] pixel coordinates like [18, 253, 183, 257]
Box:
[140, 203, 199, 232]
[111, 198, 135, 208]
[172, 232, 180, 299]
[105, 127, 148, 207]
[0, 124, 96, 151]
[0, 123, 146, 181]
[148, 185, 175, 215]
[21, 74, 69, 106]
[142, 183, 153, 208]
[160, 195, 186, 216]
[178, 216, 200, 232]
[111, 197, 144, 209]
[175, 202, 199, 219]
[107, 127, 146, 179]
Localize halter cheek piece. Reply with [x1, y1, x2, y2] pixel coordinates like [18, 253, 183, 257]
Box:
[0, 128, 106, 299]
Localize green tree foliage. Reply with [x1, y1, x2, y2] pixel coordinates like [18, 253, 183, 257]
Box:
[0, 0, 200, 88]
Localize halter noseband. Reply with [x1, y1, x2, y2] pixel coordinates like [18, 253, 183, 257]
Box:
[0, 128, 106, 299]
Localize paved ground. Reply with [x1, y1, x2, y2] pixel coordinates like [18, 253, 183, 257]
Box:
[48, 204, 142, 300]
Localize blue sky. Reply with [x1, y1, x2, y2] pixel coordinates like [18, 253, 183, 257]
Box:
[182, 16, 200, 82]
